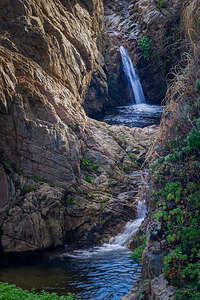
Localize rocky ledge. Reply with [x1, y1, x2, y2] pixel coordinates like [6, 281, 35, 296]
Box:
[0, 118, 158, 252]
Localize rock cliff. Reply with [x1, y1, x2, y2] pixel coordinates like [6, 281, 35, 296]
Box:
[103, 0, 186, 103]
[0, 0, 159, 253]
[124, 1, 200, 299]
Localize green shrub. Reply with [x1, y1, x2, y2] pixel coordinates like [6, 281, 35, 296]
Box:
[0, 282, 78, 300]
[156, 1, 167, 9]
[23, 185, 39, 192]
[84, 175, 93, 183]
[130, 235, 146, 263]
[149, 115, 200, 297]
[80, 157, 98, 172]
[138, 35, 152, 60]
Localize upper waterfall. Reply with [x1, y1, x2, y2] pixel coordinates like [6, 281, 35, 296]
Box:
[120, 46, 146, 104]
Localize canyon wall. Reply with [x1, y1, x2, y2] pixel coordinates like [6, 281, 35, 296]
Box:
[124, 1, 200, 299]
[103, 0, 185, 103]
[0, 0, 158, 253]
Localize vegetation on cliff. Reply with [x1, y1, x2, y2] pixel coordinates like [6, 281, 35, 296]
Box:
[0, 282, 78, 300]
[142, 1, 200, 298]
[129, 1, 200, 299]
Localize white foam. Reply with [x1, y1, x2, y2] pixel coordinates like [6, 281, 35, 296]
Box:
[61, 200, 147, 259]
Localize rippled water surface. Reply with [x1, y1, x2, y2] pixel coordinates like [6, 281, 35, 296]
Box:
[0, 201, 146, 300]
[0, 249, 141, 299]
[102, 103, 163, 128]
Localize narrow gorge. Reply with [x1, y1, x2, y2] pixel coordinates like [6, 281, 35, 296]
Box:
[0, 0, 199, 300]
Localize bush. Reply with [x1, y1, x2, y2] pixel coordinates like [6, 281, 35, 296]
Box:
[0, 282, 79, 300]
[156, 1, 167, 9]
[130, 235, 146, 263]
[138, 35, 152, 60]
[150, 115, 200, 297]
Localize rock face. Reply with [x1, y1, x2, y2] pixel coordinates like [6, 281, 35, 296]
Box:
[0, 0, 107, 183]
[0, 0, 159, 255]
[0, 123, 158, 252]
[103, 0, 185, 103]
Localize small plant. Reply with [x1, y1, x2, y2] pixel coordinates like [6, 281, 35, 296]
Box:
[98, 199, 105, 203]
[16, 168, 24, 176]
[23, 185, 39, 192]
[5, 159, 12, 165]
[66, 196, 77, 206]
[156, 1, 167, 9]
[138, 35, 152, 60]
[130, 235, 146, 263]
[128, 152, 138, 165]
[80, 157, 98, 172]
[30, 175, 49, 183]
[0, 282, 79, 299]
[84, 175, 93, 183]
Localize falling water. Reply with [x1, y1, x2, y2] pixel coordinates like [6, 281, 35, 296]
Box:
[120, 46, 146, 104]
[64, 199, 147, 257]
[0, 199, 147, 300]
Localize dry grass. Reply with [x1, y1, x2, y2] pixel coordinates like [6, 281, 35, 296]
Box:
[145, 52, 195, 165]
[145, 0, 200, 165]
[183, 0, 200, 57]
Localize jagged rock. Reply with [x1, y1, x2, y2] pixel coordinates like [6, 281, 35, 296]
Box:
[0, 121, 158, 252]
[0, 0, 106, 184]
[121, 274, 176, 300]
[0, 0, 159, 253]
[1, 184, 65, 252]
[151, 274, 177, 300]
[103, 0, 185, 103]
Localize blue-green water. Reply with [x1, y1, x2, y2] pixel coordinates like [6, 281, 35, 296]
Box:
[0, 200, 146, 299]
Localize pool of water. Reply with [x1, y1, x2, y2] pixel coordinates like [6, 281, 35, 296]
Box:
[0, 243, 141, 300]
[101, 103, 163, 128]
[0, 201, 146, 300]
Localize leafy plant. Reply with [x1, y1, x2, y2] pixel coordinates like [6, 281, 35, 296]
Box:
[0, 282, 79, 300]
[138, 35, 152, 60]
[156, 1, 167, 9]
[130, 235, 146, 263]
[149, 114, 200, 297]
[84, 175, 93, 183]
[30, 175, 49, 183]
[80, 157, 98, 172]
[23, 185, 39, 192]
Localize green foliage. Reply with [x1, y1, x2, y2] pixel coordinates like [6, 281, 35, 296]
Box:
[0, 282, 78, 300]
[130, 235, 146, 263]
[128, 152, 138, 165]
[30, 176, 49, 183]
[84, 175, 93, 183]
[16, 169, 24, 176]
[175, 287, 200, 300]
[138, 35, 152, 60]
[156, 1, 167, 9]
[80, 157, 98, 172]
[150, 115, 200, 298]
[23, 185, 39, 192]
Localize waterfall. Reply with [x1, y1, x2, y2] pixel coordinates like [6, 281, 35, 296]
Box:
[63, 199, 147, 258]
[120, 46, 146, 104]
[109, 200, 147, 247]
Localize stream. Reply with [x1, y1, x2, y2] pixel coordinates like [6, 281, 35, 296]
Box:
[0, 200, 146, 300]
[0, 47, 162, 300]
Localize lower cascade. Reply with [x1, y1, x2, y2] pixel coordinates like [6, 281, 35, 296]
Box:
[66, 199, 147, 256]
[120, 46, 146, 105]
[0, 200, 147, 300]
